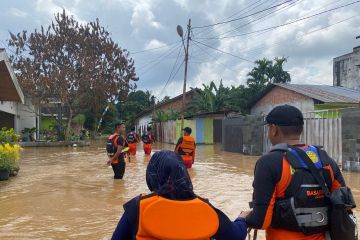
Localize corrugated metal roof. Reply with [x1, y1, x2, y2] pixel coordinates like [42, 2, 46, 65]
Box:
[275, 84, 360, 103]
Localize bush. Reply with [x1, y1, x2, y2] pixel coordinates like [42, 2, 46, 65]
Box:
[0, 143, 21, 172]
[0, 128, 20, 143]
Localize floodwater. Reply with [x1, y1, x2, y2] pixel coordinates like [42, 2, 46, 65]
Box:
[1, 142, 360, 240]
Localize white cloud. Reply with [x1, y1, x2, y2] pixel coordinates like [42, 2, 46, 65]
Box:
[35, 0, 86, 25]
[130, 0, 162, 33]
[8, 8, 28, 18]
[144, 39, 168, 50]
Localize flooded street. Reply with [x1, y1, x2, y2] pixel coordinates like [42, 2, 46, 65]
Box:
[1, 142, 360, 239]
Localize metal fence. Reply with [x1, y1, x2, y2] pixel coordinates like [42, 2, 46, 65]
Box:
[263, 109, 342, 164]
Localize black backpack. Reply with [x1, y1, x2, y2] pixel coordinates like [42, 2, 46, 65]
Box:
[106, 134, 119, 156]
[290, 146, 357, 240]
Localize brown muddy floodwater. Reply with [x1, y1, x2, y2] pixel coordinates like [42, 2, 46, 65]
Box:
[1, 142, 360, 240]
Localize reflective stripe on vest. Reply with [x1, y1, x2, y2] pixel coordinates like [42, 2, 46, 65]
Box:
[177, 136, 195, 156]
[136, 194, 219, 240]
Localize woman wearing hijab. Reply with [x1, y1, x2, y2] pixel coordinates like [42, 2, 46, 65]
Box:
[112, 150, 247, 240]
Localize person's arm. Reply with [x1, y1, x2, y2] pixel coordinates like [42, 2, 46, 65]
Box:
[245, 152, 282, 229]
[325, 151, 346, 191]
[212, 208, 247, 240]
[192, 143, 196, 162]
[175, 137, 183, 152]
[111, 213, 132, 240]
[112, 197, 139, 240]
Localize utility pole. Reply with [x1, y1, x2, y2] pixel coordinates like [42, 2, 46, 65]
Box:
[177, 19, 191, 131]
[357, 35, 360, 107]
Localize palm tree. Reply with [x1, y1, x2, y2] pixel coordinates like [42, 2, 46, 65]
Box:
[187, 80, 232, 115]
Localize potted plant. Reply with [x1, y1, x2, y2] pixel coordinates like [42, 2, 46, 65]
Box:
[0, 150, 11, 180]
[0, 128, 21, 180]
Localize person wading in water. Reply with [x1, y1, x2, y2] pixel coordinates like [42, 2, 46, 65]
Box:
[106, 123, 128, 179]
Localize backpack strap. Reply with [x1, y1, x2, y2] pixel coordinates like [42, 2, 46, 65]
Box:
[314, 146, 333, 192]
[288, 146, 331, 197]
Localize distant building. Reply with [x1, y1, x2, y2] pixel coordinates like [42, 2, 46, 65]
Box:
[333, 46, 360, 91]
[135, 90, 195, 134]
[249, 83, 360, 115]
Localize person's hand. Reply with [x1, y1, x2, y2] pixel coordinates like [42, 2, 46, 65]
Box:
[107, 159, 112, 166]
[239, 210, 251, 218]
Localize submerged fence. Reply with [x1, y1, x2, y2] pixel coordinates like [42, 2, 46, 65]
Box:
[263, 109, 342, 164]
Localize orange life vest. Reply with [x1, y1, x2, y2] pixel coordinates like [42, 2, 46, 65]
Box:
[176, 136, 195, 157]
[136, 193, 219, 240]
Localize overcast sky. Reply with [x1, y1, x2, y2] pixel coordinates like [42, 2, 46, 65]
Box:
[1, 0, 360, 100]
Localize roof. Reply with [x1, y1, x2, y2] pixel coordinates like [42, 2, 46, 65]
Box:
[0, 49, 24, 103]
[135, 89, 196, 119]
[334, 46, 360, 60]
[184, 111, 226, 119]
[249, 83, 360, 108]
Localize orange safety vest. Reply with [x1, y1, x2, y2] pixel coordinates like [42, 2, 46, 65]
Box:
[175, 136, 195, 158]
[136, 193, 219, 240]
[107, 134, 125, 164]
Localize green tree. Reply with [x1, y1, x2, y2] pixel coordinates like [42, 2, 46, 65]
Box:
[187, 80, 232, 115]
[116, 90, 155, 128]
[247, 57, 290, 94]
[227, 85, 248, 113]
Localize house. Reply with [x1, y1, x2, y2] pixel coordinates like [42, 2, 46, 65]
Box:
[135, 89, 195, 134]
[249, 83, 360, 115]
[333, 46, 360, 91]
[0, 49, 39, 137]
[153, 111, 225, 145]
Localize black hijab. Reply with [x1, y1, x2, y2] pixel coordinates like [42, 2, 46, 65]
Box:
[146, 150, 195, 200]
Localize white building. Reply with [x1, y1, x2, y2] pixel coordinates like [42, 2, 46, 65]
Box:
[0, 49, 39, 137]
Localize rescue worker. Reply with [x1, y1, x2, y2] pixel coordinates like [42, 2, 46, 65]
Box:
[244, 105, 346, 240]
[141, 126, 155, 155]
[175, 127, 196, 168]
[111, 150, 248, 240]
[106, 123, 128, 179]
[126, 127, 140, 156]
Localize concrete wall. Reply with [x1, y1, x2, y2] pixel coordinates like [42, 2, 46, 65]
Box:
[0, 98, 37, 136]
[0, 101, 17, 115]
[341, 108, 360, 171]
[222, 115, 264, 155]
[333, 46, 360, 91]
[251, 86, 315, 115]
[16, 98, 38, 133]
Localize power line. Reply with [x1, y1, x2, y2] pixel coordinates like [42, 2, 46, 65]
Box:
[192, 0, 295, 29]
[192, 39, 253, 63]
[240, 15, 358, 56]
[206, 0, 346, 40]
[211, 0, 302, 39]
[130, 40, 181, 54]
[197, 0, 360, 40]
[194, 0, 268, 37]
[191, 40, 243, 74]
[158, 47, 184, 97]
[137, 43, 181, 74]
[157, 60, 185, 99]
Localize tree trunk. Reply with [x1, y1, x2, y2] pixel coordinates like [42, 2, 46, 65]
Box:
[65, 108, 73, 141]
